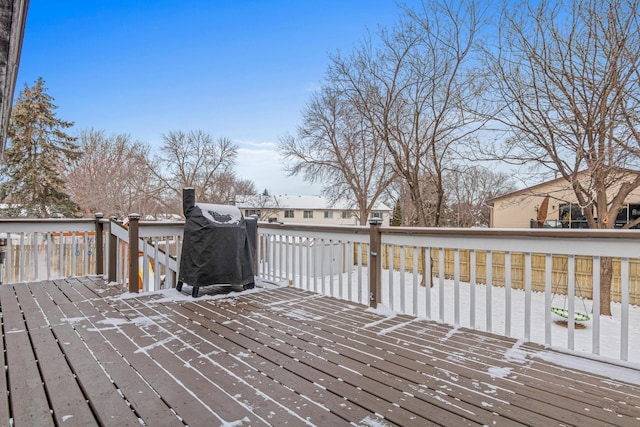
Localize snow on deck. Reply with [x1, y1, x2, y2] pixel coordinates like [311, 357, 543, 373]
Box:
[1, 276, 639, 426]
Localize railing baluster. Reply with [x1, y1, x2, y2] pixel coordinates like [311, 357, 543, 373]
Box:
[505, 251, 512, 337]
[412, 246, 418, 316]
[329, 239, 334, 297]
[285, 235, 290, 283]
[439, 247, 445, 323]
[524, 252, 532, 341]
[544, 253, 553, 347]
[425, 247, 431, 319]
[486, 250, 493, 333]
[291, 235, 297, 287]
[71, 233, 77, 278]
[338, 241, 343, 299]
[470, 249, 476, 329]
[400, 245, 406, 313]
[5, 234, 12, 284]
[269, 234, 275, 281]
[621, 257, 630, 361]
[19, 232, 25, 282]
[142, 240, 149, 292]
[153, 237, 160, 291]
[347, 241, 353, 302]
[454, 248, 460, 326]
[321, 238, 326, 294]
[277, 234, 282, 281]
[298, 236, 303, 288]
[306, 237, 311, 290]
[389, 244, 394, 309]
[34, 232, 39, 281]
[567, 254, 576, 349]
[592, 256, 601, 355]
[46, 232, 52, 280]
[58, 232, 64, 278]
[83, 231, 89, 275]
[357, 243, 363, 305]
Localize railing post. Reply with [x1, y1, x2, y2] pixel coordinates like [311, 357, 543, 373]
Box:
[369, 217, 383, 308]
[108, 216, 118, 283]
[128, 214, 140, 293]
[251, 214, 259, 277]
[94, 213, 104, 275]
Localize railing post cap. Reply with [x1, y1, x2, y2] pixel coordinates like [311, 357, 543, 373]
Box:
[128, 213, 141, 220]
[94, 212, 104, 219]
[369, 217, 383, 226]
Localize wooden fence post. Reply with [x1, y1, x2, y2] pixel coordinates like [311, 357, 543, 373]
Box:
[128, 214, 140, 293]
[94, 213, 104, 275]
[108, 216, 118, 283]
[369, 217, 383, 308]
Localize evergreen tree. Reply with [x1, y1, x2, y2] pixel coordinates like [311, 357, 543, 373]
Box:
[0, 77, 80, 218]
[391, 202, 402, 226]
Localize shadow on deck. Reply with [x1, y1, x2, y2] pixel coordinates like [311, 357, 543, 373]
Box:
[1, 276, 639, 426]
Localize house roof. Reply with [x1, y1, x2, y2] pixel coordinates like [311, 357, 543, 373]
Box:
[236, 195, 391, 211]
[487, 169, 640, 205]
[0, 0, 29, 157]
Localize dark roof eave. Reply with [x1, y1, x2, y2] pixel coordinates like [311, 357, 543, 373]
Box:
[0, 0, 29, 159]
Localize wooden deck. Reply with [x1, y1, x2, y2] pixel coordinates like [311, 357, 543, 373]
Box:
[0, 277, 639, 426]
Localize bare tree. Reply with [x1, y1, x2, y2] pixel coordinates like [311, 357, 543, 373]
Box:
[444, 166, 516, 227]
[484, 0, 640, 314]
[279, 87, 396, 225]
[65, 129, 160, 218]
[149, 130, 250, 214]
[328, 0, 485, 227]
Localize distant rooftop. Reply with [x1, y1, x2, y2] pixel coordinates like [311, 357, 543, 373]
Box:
[236, 194, 391, 211]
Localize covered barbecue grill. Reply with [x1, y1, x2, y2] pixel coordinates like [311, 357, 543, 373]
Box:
[176, 188, 257, 297]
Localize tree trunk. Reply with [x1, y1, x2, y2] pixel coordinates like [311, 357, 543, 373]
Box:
[419, 247, 433, 288]
[600, 256, 613, 316]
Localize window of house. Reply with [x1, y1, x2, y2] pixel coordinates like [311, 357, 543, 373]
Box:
[615, 203, 640, 228]
[558, 203, 587, 228]
[371, 212, 382, 219]
[303, 210, 313, 219]
[245, 209, 260, 217]
[324, 211, 333, 219]
[341, 211, 352, 219]
[284, 210, 294, 218]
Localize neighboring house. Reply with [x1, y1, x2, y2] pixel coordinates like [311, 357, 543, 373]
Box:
[236, 195, 391, 226]
[488, 170, 640, 228]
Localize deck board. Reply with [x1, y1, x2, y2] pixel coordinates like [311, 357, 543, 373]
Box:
[0, 276, 639, 426]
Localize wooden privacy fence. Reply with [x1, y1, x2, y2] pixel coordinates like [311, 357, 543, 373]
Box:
[378, 246, 640, 305]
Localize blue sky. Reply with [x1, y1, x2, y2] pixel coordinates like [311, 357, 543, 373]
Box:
[17, 1, 419, 196]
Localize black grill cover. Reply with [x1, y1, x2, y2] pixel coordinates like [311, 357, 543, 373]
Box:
[178, 188, 256, 288]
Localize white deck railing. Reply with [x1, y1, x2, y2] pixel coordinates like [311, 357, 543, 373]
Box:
[257, 223, 640, 367]
[0, 217, 100, 282]
[1, 216, 638, 366]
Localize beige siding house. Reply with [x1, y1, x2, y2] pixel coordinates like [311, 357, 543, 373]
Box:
[488, 171, 640, 228]
[236, 195, 391, 226]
